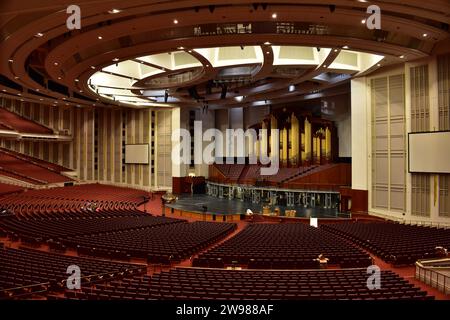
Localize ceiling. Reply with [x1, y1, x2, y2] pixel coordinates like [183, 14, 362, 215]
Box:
[0, 0, 449, 110]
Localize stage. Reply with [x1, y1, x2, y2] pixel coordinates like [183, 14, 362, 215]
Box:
[164, 194, 351, 220]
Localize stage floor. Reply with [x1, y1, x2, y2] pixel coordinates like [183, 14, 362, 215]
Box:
[166, 194, 350, 219]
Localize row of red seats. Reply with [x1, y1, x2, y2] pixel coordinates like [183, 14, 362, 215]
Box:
[56, 267, 433, 301]
[0, 107, 53, 134]
[322, 222, 450, 265]
[0, 151, 72, 184]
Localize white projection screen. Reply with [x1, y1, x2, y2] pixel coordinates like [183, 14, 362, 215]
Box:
[125, 144, 149, 164]
[409, 132, 450, 173]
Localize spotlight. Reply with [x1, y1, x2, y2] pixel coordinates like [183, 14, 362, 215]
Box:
[329, 5, 336, 13]
[208, 5, 215, 13]
[240, 45, 244, 50]
[316, 47, 321, 52]
[252, 3, 259, 10]
[261, 3, 268, 10]
[271, 13, 277, 19]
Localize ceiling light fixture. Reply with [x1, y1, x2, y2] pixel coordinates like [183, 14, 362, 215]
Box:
[112, 58, 119, 62]
[289, 85, 295, 92]
[54, 62, 59, 66]
[422, 33, 428, 37]
[264, 42, 271, 45]
[271, 13, 277, 19]
[399, 55, 405, 59]
[91, 66, 96, 69]
[108, 9, 121, 14]
[8, 59, 13, 63]
[361, 19, 366, 24]
[74, 79, 79, 82]
[173, 19, 178, 24]
[34, 32, 44, 38]
[98, 36, 103, 40]
[343, 45, 349, 49]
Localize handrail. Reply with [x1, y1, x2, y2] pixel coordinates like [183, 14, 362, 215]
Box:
[416, 259, 450, 295]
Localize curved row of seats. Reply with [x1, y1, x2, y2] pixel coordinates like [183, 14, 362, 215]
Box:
[322, 222, 450, 265]
[62, 222, 237, 264]
[0, 184, 150, 219]
[0, 215, 183, 246]
[0, 246, 146, 299]
[56, 267, 432, 301]
[194, 223, 372, 269]
[0, 150, 72, 184]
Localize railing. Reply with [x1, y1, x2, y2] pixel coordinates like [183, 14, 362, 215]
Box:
[416, 259, 450, 295]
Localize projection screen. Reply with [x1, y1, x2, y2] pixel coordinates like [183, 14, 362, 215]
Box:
[125, 144, 149, 164]
[408, 131, 450, 173]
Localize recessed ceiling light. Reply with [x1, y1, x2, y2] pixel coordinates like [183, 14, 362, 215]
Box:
[399, 55, 405, 59]
[334, 49, 338, 52]
[74, 79, 79, 82]
[266, 51, 270, 54]
[377, 64, 381, 67]
[79, 90, 83, 93]
[112, 58, 119, 62]
[36, 88, 40, 91]
[65, 103, 69, 106]
[422, 33, 428, 37]
[8, 59, 13, 63]
[34, 32, 44, 38]
[98, 36, 103, 40]
[264, 42, 271, 45]
[17, 93, 21, 96]
[173, 19, 178, 24]
[2, 89, 6, 92]
[235, 96, 244, 102]
[188, 50, 193, 53]
[14, 76, 19, 79]
[57, 77, 62, 80]
[90, 66, 96, 69]
[108, 9, 121, 14]
[54, 101, 58, 104]
[343, 46, 349, 49]
[177, 46, 185, 50]
[271, 13, 277, 19]
[323, 64, 327, 68]
[62, 97, 66, 100]
[361, 19, 366, 24]
[20, 99, 24, 102]
[357, 0, 368, 2]
[39, 98, 43, 101]
[205, 65, 209, 67]
[54, 62, 58, 66]
[289, 85, 295, 92]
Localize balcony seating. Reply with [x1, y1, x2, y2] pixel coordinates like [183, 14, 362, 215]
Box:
[0, 107, 53, 134]
[0, 149, 72, 184]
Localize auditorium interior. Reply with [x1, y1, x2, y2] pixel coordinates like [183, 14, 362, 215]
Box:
[0, 0, 450, 303]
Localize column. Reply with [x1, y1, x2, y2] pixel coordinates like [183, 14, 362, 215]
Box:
[290, 113, 299, 167]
